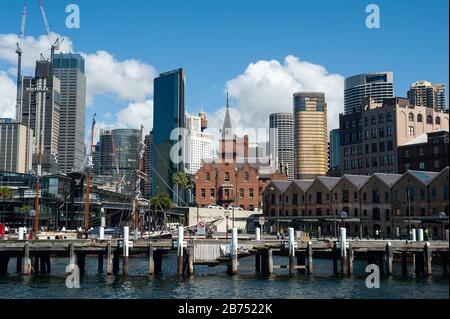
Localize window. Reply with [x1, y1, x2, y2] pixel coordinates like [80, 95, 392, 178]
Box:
[210, 189, 215, 198]
[371, 116, 377, 125]
[408, 126, 415, 135]
[343, 190, 349, 203]
[419, 162, 425, 169]
[433, 146, 439, 154]
[317, 192, 322, 204]
[387, 126, 393, 136]
[271, 194, 276, 205]
[427, 115, 433, 124]
[373, 208, 381, 221]
[385, 191, 389, 201]
[420, 189, 425, 199]
[224, 172, 230, 182]
[417, 114, 423, 122]
[431, 188, 437, 198]
[354, 192, 358, 200]
[434, 160, 440, 169]
[373, 190, 380, 203]
[436, 117, 441, 125]
[372, 143, 378, 153]
[205, 172, 211, 181]
[387, 141, 393, 151]
[419, 148, 425, 156]
[201, 188, 206, 198]
[379, 142, 385, 152]
[408, 113, 414, 122]
[249, 188, 254, 198]
[244, 172, 249, 181]
[354, 208, 358, 217]
[379, 127, 385, 137]
[387, 112, 393, 122]
[363, 193, 367, 201]
[239, 188, 244, 198]
[379, 114, 384, 123]
[292, 193, 298, 205]
[371, 129, 377, 138]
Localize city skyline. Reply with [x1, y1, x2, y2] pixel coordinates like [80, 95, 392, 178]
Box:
[0, 0, 449, 141]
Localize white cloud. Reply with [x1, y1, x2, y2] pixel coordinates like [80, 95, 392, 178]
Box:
[0, 33, 157, 105]
[82, 51, 157, 103]
[221, 55, 344, 132]
[0, 71, 16, 118]
[115, 100, 153, 131]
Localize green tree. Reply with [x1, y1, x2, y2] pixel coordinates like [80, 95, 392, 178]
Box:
[0, 187, 14, 213]
[150, 192, 174, 227]
[172, 171, 195, 206]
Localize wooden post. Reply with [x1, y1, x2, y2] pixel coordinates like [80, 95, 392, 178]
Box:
[402, 251, 408, 275]
[106, 242, 113, 275]
[187, 247, 194, 276]
[424, 242, 432, 277]
[288, 228, 296, 274]
[385, 242, 393, 276]
[267, 249, 274, 275]
[340, 228, 347, 275]
[69, 243, 76, 266]
[307, 241, 313, 275]
[255, 251, 261, 272]
[148, 242, 154, 275]
[123, 226, 129, 276]
[177, 226, 184, 276]
[230, 228, 238, 275]
[98, 253, 104, 273]
[348, 242, 354, 275]
[23, 242, 31, 275]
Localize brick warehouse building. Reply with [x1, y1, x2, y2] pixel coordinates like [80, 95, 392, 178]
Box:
[195, 102, 287, 210]
[263, 168, 449, 239]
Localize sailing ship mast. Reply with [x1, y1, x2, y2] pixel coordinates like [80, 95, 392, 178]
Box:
[85, 114, 96, 231]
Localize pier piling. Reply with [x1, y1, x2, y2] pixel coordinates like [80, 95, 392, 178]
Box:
[267, 249, 274, 275]
[348, 242, 354, 275]
[307, 241, 313, 274]
[332, 243, 338, 274]
[424, 242, 432, 277]
[113, 246, 120, 275]
[401, 251, 408, 275]
[340, 228, 347, 275]
[255, 251, 261, 271]
[106, 242, 113, 275]
[148, 243, 154, 275]
[288, 228, 295, 274]
[187, 247, 194, 276]
[230, 228, 238, 275]
[177, 226, 184, 275]
[385, 242, 393, 276]
[98, 253, 104, 273]
[23, 242, 31, 275]
[123, 227, 130, 276]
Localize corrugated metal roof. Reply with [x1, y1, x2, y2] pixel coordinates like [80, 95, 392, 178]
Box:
[372, 173, 403, 187]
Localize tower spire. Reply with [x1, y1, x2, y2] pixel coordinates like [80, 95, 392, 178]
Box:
[226, 92, 230, 108]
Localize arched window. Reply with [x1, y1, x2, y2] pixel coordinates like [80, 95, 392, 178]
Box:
[427, 115, 433, 124]
[387, 112, 393, 122]
[417, 114, 423, 123]
[436, 116, 441, 125]
[408, 113, 414, 122]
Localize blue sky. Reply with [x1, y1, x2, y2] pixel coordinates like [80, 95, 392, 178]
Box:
[0, 0, 448, 135]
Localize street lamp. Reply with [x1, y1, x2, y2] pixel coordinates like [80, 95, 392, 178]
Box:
[439, 212, 447, 241]
[224, 210, 231, 240]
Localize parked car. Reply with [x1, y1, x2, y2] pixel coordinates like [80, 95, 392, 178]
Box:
[208, 204, 224, 210]
[226, 206, 243, 211]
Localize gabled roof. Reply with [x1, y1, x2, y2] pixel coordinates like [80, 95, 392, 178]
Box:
[315, 176, 340, 191]
[293, 180, 314, 192]
[341, 175, 371, 190]
[429, 167, 449, 185]
[407, 170, 440, 186]
[269, 180, 292, 193]
[371, 173, 403, 187]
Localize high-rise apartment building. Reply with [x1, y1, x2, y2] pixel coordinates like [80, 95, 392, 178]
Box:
[53, 54, 87, 173]
[407, 81, 446, 112]
[344, 72, 394, 114]
[293, 92, 328, 180]
[0, 118, 33, 173]
[184, 113, 213, 175]
[152, 69, 185, 199]
[329, 129, 340, 171]
[339, 97, 449, 176]
[21, 60, 61, 174]
[269, 113, 294, 180]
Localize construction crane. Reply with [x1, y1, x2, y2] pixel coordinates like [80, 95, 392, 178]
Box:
[15, 1, 27, 121]
[39, 0, 63, 62]
[85, 114, 96, 231]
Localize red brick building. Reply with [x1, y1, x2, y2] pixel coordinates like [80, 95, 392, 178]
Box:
[195, 103, 287, 210]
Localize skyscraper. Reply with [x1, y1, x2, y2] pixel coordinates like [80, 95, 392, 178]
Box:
[152, 69, 185, 199]
[143, 132, 153, 198]
[99, 129, 141, 194]
[344, 72, 394, 114]
[0, 118, 33, 173]
[329, 129, 340, 170]
[53, 54, 87, 173]
[184, 113, 213, 175]
[293, 92, 328, 179]
[269, 113, 294, 180]
[21, 60, 61, 174]
[407, 81, 447, 111]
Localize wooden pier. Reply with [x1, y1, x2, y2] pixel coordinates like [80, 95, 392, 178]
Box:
[0, 230, 448, 278]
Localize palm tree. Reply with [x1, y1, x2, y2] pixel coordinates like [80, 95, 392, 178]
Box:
[172, 171, 195, 206]
[0, 187, 14, 215]
[150, 192, 174, 229]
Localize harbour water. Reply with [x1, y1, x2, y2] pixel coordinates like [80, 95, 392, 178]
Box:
[0, 254, 448, 299]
